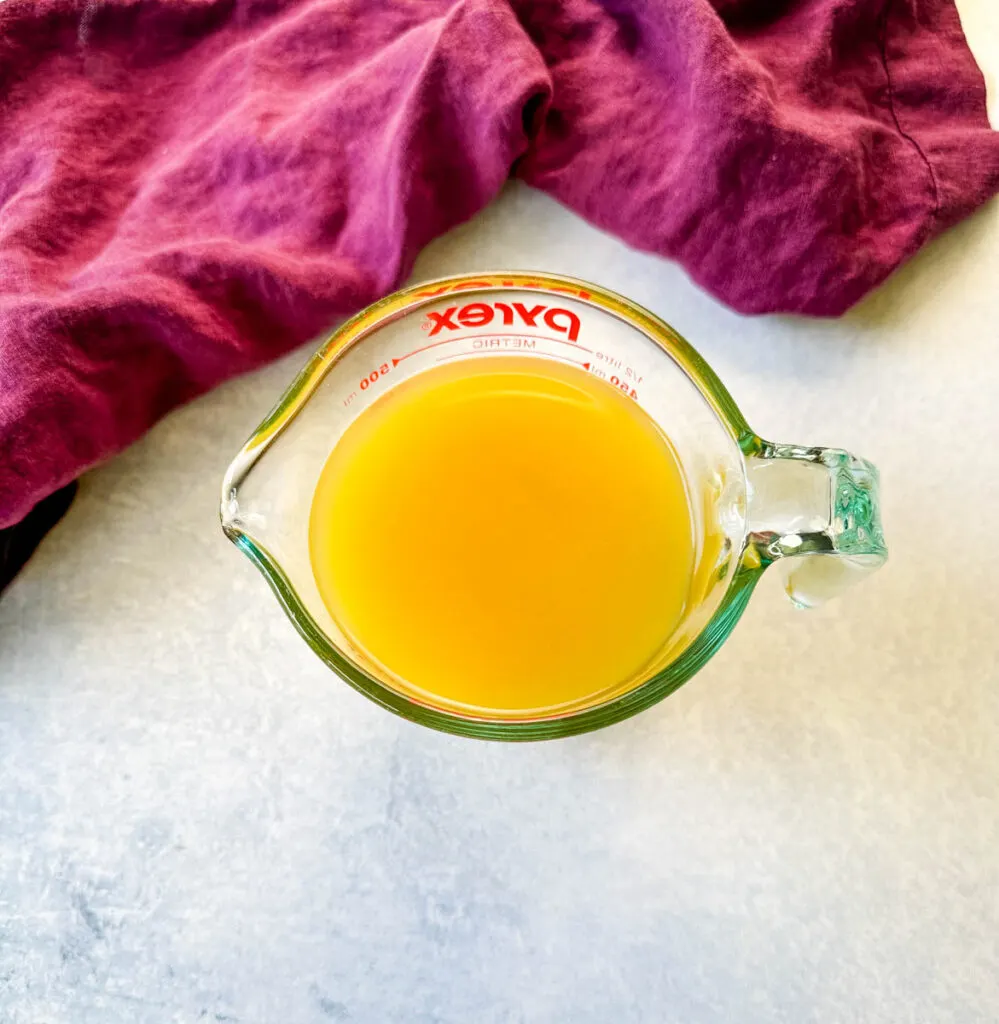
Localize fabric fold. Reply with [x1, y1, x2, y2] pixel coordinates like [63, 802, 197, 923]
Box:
[0, 0, 997, 581]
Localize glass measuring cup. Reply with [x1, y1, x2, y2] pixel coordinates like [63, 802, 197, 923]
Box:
[221, 272, 886, 740]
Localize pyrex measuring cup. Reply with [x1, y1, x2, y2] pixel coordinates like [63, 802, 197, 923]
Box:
[221, 272, 886, 740]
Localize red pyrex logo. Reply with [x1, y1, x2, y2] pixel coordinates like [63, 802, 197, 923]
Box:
[422, 301, 581, 341]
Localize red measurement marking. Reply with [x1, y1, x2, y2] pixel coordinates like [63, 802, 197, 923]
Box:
[609, 374, 639, 399]
[435, 351, 592, 372]
[358, 363, 391, 391]
[394, 333, 593, 367]
[391, 337, 464, 366]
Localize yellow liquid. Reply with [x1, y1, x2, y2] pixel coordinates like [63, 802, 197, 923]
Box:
[309, 357, 696, 717]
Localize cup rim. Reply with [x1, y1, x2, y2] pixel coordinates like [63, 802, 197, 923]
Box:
[222, 271, 767, 740]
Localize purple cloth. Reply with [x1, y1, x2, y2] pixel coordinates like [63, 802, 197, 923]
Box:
[1, 0, 997, 546]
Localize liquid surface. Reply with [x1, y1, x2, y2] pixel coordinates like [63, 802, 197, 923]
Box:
[309, 357, 696, 717]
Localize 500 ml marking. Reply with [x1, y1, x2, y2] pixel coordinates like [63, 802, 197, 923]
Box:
[359, 363, 392, 391]
[343, 360, 395, 405]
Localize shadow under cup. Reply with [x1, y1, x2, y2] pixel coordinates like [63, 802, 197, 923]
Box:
[221, 273, 885, 740]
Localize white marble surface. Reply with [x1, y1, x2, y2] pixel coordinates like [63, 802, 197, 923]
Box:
[3, 11, 999, 1019]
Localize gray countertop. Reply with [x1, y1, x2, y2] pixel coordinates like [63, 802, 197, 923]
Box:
[3, 24, 999, 1019]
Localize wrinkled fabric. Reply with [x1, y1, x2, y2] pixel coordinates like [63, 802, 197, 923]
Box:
[0, 0, 997, 549]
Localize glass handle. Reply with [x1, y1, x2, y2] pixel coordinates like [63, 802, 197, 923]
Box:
[745, 442, 887, 608]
